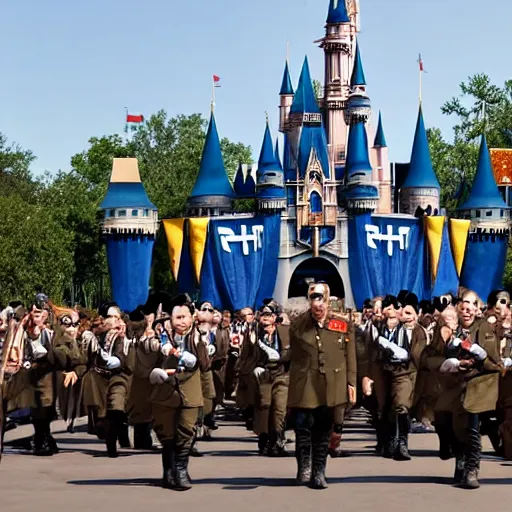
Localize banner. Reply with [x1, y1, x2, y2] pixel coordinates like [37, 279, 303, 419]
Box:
[106, 236, 155, 312]
[348, 213, 430, 308]
[449, 219, 471, 276]
[200, 215, 281, 310]
[188, 218, 210, 283]
[460, 236, 508, 302]
[432, 221, 459, 296]
[162, 219, 185, 279]
[425, 216, 445, 280]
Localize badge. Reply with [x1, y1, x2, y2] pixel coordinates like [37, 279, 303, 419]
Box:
[327, 319, 348, 334]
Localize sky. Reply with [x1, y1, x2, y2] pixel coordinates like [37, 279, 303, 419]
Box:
[1, 0, 511, 175]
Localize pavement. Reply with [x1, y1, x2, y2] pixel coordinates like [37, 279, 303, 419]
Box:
[2, 410, 512, 512]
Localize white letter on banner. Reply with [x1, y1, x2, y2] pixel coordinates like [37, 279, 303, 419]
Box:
[218, 225, 264, 256]
[365, 224, 411, 257]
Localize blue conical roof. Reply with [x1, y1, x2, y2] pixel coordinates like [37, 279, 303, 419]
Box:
[327, 0, 350, 24]
[350, 41, 366, 87]
[374, 111, 387, 147]
[290, 57, 320, 115]
[279, 61, 294, 96]
[233, 163, 245, 196]
[283, 134, 296, 182]
[190, 113, 234, 199]
[241, 171, 256, 197]
[345, 121, 372, 179]
[401, 106, 440, 189]
[275, 138, 283, 170]
[258, 123, 280, 172]
[458, 135, 508, 210]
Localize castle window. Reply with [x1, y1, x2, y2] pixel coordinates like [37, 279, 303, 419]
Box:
[475, 210, 480, 217]
[105, 210, 111, 218]
[118, 209, 127, 217]
[143, 209, 149, 217]
[486, 210, 492, 217]
[132, 209, 139, 217]
[501, 209, 504, 218]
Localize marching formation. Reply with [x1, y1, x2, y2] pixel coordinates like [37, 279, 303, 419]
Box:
[1, 285, 511, 492]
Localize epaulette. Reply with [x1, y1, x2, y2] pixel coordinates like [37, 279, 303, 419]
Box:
[327, 315, 348, 333]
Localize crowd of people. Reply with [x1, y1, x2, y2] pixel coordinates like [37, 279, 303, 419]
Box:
[0, 284, 511, 492]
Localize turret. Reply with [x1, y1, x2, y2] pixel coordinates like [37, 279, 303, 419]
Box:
[100, 158, 158, 311]
[457, 134, 510, 228]
[344, 40, 371, 125]
[279, 61, 294, 133]
[256, 121, 286, 211]
[186, 110, 235, 216]
[399, 106, 440, 216]
[371, 111, 392, 213]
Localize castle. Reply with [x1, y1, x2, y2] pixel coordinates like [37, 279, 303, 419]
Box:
[100, 0, 511, 313]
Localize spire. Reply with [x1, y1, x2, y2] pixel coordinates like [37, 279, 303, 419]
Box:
[275, 138, 283, 170]
[258, 122, 280, 172]
[346, 121, 372, 178]
[350, 40, 366, 87]
[290, 57, 320, 115]
[327, 0, 350, 24]
[233, 163, 245, 196]
[279, 61, 294, 96]
[458, 135, 508, 210]
[189, 112, 234, 199]
[373, 111, 387, 148]
[401, 106, 440, 189]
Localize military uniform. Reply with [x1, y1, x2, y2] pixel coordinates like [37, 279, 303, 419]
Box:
[288, 310, 356, 489]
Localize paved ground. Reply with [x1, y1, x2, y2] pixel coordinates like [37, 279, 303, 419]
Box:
[2, 410, 512, 512]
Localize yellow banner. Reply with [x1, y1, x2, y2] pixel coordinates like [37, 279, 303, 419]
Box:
[449, 219, 471, 276]
[162, 219, 185, 280]
[189, 218, 210, 283]
[425, 216, 445, 281]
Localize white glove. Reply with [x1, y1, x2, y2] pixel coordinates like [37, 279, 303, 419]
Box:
[179, 351, 197, 369]
[253, 367, 266, 379]
[440, 358, 461, 373]
[207, 344, 216, 357]
[32, 345, 48, 360]
[150, 368, 169, 385]
[98, 349, 110, 361]
[389, 345, 409, 362]
[377, 336, 391, 350]
[106, 356, 121, 370]
[503, 357, 512, 368]
[258, 340, 280, 363]
[469, 344, 487, 361]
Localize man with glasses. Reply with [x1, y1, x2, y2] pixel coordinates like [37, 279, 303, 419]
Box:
[287, 282, 356, 489]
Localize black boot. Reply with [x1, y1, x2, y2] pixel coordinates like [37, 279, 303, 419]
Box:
[189, 433, 203, 457]
[458, 426, 481, 490]
[161, 441, 175, 489]
[294, 429, 312, 485]
[203, 413, 218, 431]
[134, 423, 153, 450]
[375, 418, 385, 456]
[436, 427, 454, 460]
[309, 430, 330, 490]
[268, 431, 287, 457]
[118, 415, 131, 448]
[33, 420, 52, 457]
[174, 444, 192, 491]
[105, 413, 118, 458]
[394, 414, 411, 461]
[382, 421, 397, 459]
[258, 433, 269, 456]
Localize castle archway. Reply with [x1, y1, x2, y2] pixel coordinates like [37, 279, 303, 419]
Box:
[287, 257, 345, 300]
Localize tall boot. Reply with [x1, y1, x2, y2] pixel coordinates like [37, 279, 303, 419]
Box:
[161, 441, 175, 489]
[174, 443, 192, 491]
[458, 426, 481, 489]
[268, 431, 287, 457]
[105, 412, 119, 458]
[189, 431, 203, 457]
[394, 414, 411, 461]
[118, 414, 131, 448]
[33, 420, 52, 457]
[375, 417, 385, 456]
[134, 423, 153, 450]
[258, 432, 269, 456]
[435, 421, 454, 461]
[382, 420, 397, 459]
[309, 430, 330, 490]
[294, 429, 312, 486]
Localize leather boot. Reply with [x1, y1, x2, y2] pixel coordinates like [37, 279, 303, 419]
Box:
[134, 423, 153, 450]
[268, 431, 287, 457]
[33, 420, 52, 457]
[294, 429, 312, 486]
[118, 415, 131, 448]
[161, 441, 175, 489]
[382, 421, 397, 459]
[458, 426, 481, 490]
[189, 433, 203, 457]
[174, 443, 192, 491]
[258, 433, 269, 456]
[375, 417, 385, 456]
[328, 431, 350, 458]
[309, 430, 330, 490]
[436, 426, 453, 460]
[394, 414, 411, 461]
[105, 414, 118, 458]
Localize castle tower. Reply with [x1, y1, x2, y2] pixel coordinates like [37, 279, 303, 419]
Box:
[256, 121, 286, 211]
[186, 110, 235, 217]
[371, 111, 392, 213]
[399, 106, 440, 215]
[318, 0, 357, 178]
[458, 134, 510, 228]
[100, 158, 158, 312]
[340, 40, 378, 213]
[279, 61, 294, 133]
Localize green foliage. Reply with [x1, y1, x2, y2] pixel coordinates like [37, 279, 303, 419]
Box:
[312, 79, 322, 102]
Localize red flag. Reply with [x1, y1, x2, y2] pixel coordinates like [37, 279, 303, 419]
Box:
[418, 54, 424, 72]
[126, 114, 144, 123]
[213, 75, 221, 87]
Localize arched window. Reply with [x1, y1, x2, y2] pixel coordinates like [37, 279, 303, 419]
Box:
[310, 191, 322, 214]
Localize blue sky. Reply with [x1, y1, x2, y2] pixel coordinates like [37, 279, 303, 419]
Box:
[1, 0, 510, 175]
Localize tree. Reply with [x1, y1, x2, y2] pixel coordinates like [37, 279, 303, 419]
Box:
[312, 79, 322, 102]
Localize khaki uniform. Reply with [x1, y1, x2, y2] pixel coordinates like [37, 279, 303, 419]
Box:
[211, 325, 230, 405]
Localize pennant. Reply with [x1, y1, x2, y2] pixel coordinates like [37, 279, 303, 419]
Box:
[126, 114, 144, 123]
[449, 219, 471, 277]
[163, 219, 185, 280]
[418, 54, 425, 72]
[425, 216, 445, 281]
[213, 75, 221, 87]
[189, 218, 210, 283]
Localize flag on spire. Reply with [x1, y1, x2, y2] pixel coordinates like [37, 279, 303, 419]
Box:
[124, 110, 145, 133]
[213, 75, 221, 87]
[418, 54, 425, 73]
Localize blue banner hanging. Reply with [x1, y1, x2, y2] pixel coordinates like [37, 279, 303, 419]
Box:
[200, 215, 281, 310]
[348, 213, 430, 308]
